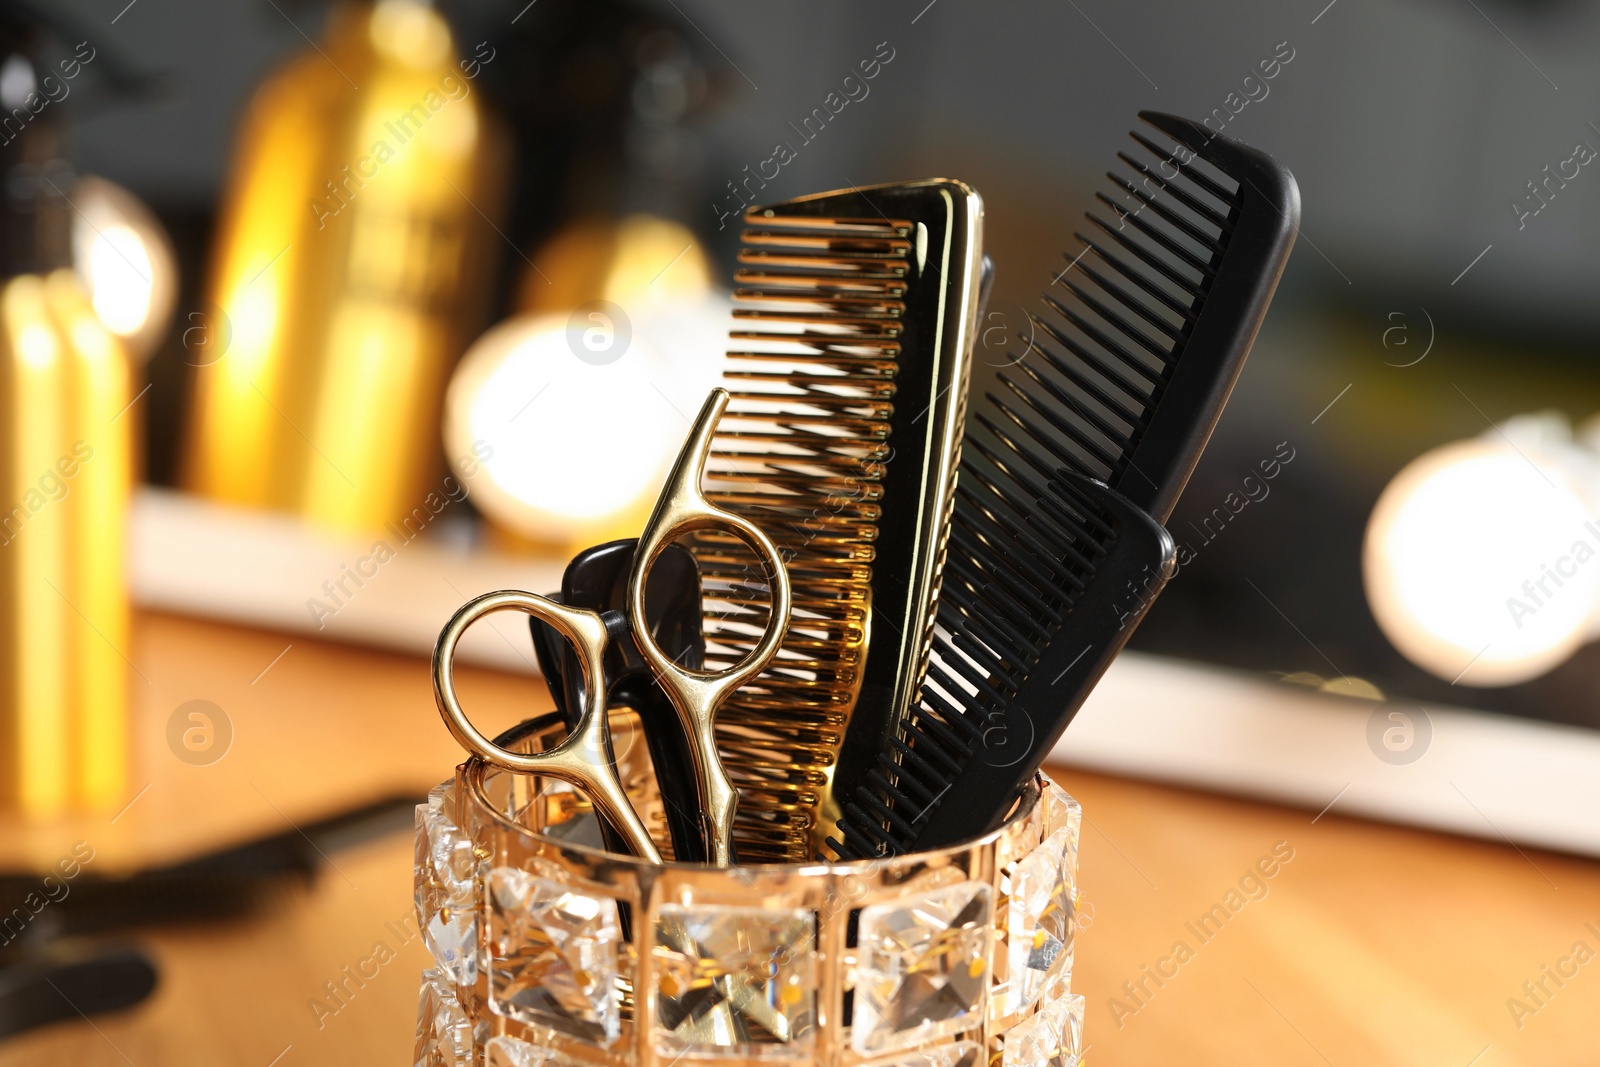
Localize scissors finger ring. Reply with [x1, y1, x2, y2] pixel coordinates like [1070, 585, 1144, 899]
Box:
[432, 589, 663, 864]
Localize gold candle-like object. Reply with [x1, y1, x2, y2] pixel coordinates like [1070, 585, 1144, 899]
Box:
[49, 271, 131, 811]
[0, 270, 133, 817]
[0, 275, 70, 815]
[0, 29, 135, 817]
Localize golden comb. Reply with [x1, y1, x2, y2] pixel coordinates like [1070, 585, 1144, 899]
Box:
[691, 180, 985, 860]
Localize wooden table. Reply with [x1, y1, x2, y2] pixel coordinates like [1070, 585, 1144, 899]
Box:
[3, 612, 1598, 1066]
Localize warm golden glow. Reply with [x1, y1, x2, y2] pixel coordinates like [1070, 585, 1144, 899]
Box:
[0, 273, 131, 816]
[518, 214, 712, 315]
[0, 276, 68, 816]
[69, 176, 178, 364]
[1365, 435, 1600, 686]
[16, 320, 56, 369]
[370, 0, 451, 67]
[185, 57, 312, 509]
[186, 0, 505, 533]
[444, 315, 680, 546]
[86, 224, 154, 335]
[47, 271, 131, 810]
[448, 214, 725, 548]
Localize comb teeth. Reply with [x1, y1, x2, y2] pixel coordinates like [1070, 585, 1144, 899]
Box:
[826, 114, 1297, 859]
[698, 182, 985, 862]
[695, 211, 912, 862]
[1018, 127, 1243, 519]
[828, 474, 1116, 860]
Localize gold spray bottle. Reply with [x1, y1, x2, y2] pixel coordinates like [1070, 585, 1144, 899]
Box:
[0, 28, 132, 816]
[185, 0, 506, 533]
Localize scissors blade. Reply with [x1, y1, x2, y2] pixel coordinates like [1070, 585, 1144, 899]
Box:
[531, 539, 711, 863]
[628, 388, 792, 866]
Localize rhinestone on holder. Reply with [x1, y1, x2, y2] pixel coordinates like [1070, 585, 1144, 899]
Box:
[861, 1040, 984, 1067]
[852, 881, 994, 1055]
[485, 1034, 585, 1066]
[414, 967, 473, 1067]
[487, 866, 622, 1046]
[1003, 990, 1085, 1067]
[1003, 821, 1079, 1013]
[414, 783, 479, 989]
[653, 903, 817, 1058]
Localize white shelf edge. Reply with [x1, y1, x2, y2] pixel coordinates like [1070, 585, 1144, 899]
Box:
[1057, 651, 1600, 858]
[129, 488, 1600, 857]
[129, 488, 561, 673]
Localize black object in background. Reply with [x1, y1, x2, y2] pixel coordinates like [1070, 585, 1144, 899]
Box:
[456, 0, 726, 319]
[0, 799, 419, 1036]
[0, 940, 158, 1042]
[0, 795, 416, 938]
[0, 794, 416, 1039]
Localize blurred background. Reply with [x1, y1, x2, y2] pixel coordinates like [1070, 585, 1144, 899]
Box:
[5, 0, 1600, 1060]
[41, 0, 1600, 725]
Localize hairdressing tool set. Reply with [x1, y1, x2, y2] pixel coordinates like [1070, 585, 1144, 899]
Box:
[431, 113, 1298, 865]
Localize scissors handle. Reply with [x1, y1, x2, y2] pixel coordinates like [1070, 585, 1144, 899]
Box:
[628, 388, 793, 866]
[531, 540, 712, 863]
[431, 590, 663, 864]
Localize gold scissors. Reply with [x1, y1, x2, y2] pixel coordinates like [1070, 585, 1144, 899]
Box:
[431, 388, 791, 865]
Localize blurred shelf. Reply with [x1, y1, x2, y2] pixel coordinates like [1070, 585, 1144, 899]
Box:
[129, 488, 562, 673]
[1060, 652, 1600, 860]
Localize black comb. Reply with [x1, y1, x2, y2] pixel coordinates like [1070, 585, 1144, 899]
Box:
[826, 114, 1298, 856]
[827, 472, 1173, 856]
[1008, 110, 1298, 522]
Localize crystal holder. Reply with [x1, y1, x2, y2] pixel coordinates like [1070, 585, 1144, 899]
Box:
[414, 711, 1086, 1067]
